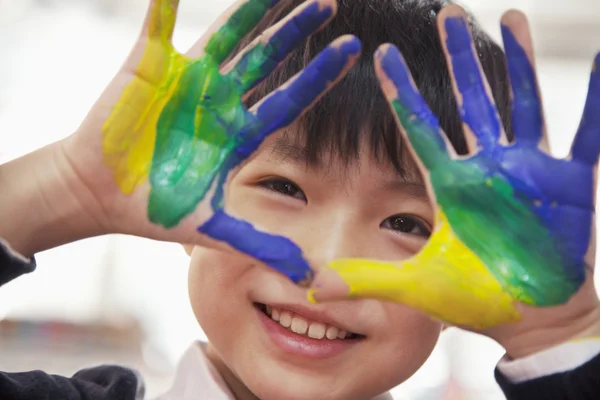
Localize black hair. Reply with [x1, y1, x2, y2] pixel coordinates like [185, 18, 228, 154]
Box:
[230, 0, 512, 175]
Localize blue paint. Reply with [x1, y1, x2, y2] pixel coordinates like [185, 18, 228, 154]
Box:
[210, 152, 238, 211]
[243, 36, 361, 152]
[494, 148, 592, 282]
[493, 44, 597, 275]
[198, 210, 313, 283]
[380, 25, 592, 289]
[229, 2, 334, 92]
[444, 17, 501, 151]
[572, 53, 600, 165]
[501, 25, 544, 145]
[377, 45, 449, 169]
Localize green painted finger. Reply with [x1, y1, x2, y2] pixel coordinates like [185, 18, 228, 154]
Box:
[377, 45, 451, 170]
[205, 0, 277, 64]
[227, 0, 334, 93]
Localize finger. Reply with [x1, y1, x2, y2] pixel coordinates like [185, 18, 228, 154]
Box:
[571, 52, 600, 166]
[308, 256, 520, 329]
[198, 210, 313, 284]
[374, 44, 453, 171]
[185, 0, 250, 58]
[141, 0, 180, 42]
[501, 10, 548, 151]
[224, 0, 336, 94]
[438, 5, 505, 153]
[240, 35, 361, 154]
[204, 0, 280, 65]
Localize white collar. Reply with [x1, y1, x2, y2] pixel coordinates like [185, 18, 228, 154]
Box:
[156, 341, 393, 400]
[156, 342, 235, 400]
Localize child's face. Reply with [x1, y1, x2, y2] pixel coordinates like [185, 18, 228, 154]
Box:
[188, 129, 442, 400]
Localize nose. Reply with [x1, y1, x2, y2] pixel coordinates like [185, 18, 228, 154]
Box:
[292, 210, 370, 272]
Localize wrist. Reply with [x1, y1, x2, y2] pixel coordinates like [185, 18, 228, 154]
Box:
[0, 140, 106, 257]
[501, 303, 600, 360]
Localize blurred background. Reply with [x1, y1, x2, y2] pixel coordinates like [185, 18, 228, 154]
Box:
[0, 0, 598, 399]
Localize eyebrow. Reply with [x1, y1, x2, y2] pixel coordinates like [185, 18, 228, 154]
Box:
[381, 179, 428, 199]
[264, 136, 428, 197]
[265, 136, 310, 165]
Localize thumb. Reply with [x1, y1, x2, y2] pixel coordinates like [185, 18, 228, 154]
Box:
[309, 254, 521, 329]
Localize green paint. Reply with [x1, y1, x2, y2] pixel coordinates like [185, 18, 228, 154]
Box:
[392, 100, 578, 305]
[391, 101, 450, 169]
[205, 0, 273, 64]
[232, 36, 286, 92]
[148, 57, 248, 227]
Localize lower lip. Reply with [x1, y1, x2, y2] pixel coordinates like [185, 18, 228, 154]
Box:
[256, 307, 360, 359]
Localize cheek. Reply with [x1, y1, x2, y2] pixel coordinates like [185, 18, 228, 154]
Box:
[372, 302, 442, 384]
[187, 248, 255, 357]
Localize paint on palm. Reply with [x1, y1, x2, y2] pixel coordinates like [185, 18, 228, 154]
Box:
[102, 0, 361, 283]
[312, 17, 599, 328]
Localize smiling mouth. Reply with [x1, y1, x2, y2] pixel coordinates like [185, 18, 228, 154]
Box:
[255, 303, 364, 340]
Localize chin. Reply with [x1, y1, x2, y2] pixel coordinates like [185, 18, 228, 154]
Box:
[241, 362, 379, 400]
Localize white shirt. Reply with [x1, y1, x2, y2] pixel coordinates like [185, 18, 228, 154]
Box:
[156, 342, 393, 400]
[156, 340, 600, 399]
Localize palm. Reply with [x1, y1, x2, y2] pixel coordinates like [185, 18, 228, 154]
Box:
[106, 48, 262, 228]
[429, 142, 591, 306]
[311, 12, 599, 329]
[101, 0, 329, 228]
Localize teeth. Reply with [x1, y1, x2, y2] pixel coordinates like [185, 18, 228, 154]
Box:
[326, 326, 339, 340]
[263, 305, 356, 340]
[308, 322, 326, 339]
[271, 308, 280, 322]
[280, 311, 292, 328]
[291, 317, 308, 335]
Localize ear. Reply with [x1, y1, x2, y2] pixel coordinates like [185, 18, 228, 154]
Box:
[182, 244, 194, 256]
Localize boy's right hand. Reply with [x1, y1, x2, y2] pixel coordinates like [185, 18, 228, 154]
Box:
[32, 0, 357, 265]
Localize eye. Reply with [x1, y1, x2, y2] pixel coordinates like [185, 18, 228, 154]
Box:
[381, 215, 431, 237]
[259, 178, 306, 201]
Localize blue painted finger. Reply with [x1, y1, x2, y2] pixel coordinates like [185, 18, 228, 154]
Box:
[572, 53, 600, 165]
[245, 36, 361, 148]
[501, 25, 544, 146]
[377, 45, 450, 170]
[444, 17, 502, 151]
[198, 210, 313, 284]
[227, 1, 334, 93]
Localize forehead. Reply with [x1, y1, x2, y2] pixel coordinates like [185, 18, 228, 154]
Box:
[251, 129, 424, 184]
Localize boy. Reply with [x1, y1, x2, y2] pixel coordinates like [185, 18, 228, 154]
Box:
[1, 0, 599, 400]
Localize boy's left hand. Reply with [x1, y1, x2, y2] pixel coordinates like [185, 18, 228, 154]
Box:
[309, 5, 600, 358]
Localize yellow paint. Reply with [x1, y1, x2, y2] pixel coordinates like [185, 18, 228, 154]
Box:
[316, 211, 522, 329]
[571, 336, 600, 344]
[102, 0, 189, 193]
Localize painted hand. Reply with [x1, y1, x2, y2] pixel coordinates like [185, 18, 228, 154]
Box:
[309, 6, 600, 332]
[64, 0, 360, 283]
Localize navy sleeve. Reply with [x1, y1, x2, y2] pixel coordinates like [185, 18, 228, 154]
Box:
[496, 352, 600, 400]
[0, 239, 36, 287]
[0, 366, 145, 400]
[0, 240, 145, 400]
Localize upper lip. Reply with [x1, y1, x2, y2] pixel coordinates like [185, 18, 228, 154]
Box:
[262, 302, 364, 336]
